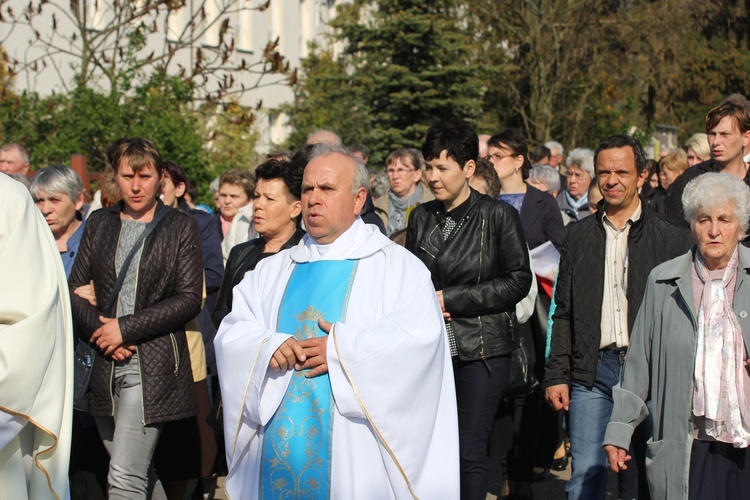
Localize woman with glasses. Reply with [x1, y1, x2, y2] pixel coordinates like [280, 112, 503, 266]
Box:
[486, 129, 566, 498]
[486, 130, 566, 252]
[374, 147, 434, 236]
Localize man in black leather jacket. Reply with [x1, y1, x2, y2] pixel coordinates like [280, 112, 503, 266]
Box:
[406, 120, 532, 500]
[545, 135, 692, 500]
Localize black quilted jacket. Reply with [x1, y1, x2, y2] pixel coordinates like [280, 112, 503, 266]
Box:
[545, 199, 692, 388]
[69, 201, 203, 423]
[406, 189, 533, 361]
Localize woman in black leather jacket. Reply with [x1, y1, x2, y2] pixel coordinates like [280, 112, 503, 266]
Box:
[406, 121, 532, 500]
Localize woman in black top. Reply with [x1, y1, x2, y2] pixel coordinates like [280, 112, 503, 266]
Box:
[406, 121, 532, 500]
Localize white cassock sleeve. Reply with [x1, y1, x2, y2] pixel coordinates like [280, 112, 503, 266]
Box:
[326, 248, 459, 498]
[214, 256, 296, 468]
[0, 175, 73, 500]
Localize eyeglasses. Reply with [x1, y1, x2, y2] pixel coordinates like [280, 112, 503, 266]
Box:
[567, 172, 590, 181]
[484, 152, 519, 162]
[386, 167, 417, 177]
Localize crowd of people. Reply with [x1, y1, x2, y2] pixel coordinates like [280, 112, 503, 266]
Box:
[2, 92, 750, 500]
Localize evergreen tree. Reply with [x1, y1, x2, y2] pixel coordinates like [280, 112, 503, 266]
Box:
[286, 0, 489, 166]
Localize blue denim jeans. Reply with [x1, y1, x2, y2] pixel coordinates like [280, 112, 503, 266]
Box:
[95, 356, 165, 500]
[567, 349, 644, 500]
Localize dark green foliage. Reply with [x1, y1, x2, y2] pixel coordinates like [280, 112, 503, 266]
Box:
[285, 0, 489, 166]
[0, 72, 207, 187]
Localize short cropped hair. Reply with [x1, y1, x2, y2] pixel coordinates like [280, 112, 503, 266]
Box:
[684, 133, 710, 160]
[1, 142, 30, 164]
[219, 169, 255, 199]
[473, 157, 502, 198]
[347, 144, 369, 159]
[593, 135, 647, 174]
[308, 143, 369, 194]
[108, 137, 164, 177]
[255, 159, 303, 201]
[545, 141, 564, 157]
[306, 129, 342, 146]
[565, 148, 595, 178]
[528, 164, 561, 193]
[31, 164, 84, 203]
[529, 145, 551, 164]
[488, 129, 532, 180]
[422, 120, 479, 170]
[705, 94, 750, 134]
[683, 172, 750, 231]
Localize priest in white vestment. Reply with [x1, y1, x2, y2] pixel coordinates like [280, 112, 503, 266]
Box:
[215, 144, 460, 499]
[0, 173, 74, 499]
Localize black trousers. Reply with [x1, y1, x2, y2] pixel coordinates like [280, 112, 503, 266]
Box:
[689, 439, 750, 499]
[454, 355, 511, 500]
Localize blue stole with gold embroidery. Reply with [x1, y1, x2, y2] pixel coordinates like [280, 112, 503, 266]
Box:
[260, 260, 358, 500]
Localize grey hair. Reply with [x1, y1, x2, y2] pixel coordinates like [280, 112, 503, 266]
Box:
[528, 164, 561, 193]
[370, 171, 390, 199]
[309, 143, 370, 194]
[30, 164, 84, 203]
[1, 142, 30, 164]
[209, 176, 220, 194]
[306, 129, 342, 146]
[565, 148, 595, 178]
[545, 140, 564, 157]
[682, 173, 750, 230]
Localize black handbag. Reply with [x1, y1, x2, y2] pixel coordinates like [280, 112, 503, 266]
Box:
[72, 205, 170, 412]
[503, 324, 539, 398]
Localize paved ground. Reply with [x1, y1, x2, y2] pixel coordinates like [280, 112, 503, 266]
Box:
[486, 456, 620, 499]
[209, 460, 621, 499]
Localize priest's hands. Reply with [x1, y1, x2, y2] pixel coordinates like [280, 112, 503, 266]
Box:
[269, 318, 331, 378]
[270, 338, 307, 372]
[91, 316, 124, 356]
[297, 319, 330, 378]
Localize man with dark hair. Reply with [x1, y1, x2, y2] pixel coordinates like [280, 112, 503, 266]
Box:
[347, 143, 369, 164]
[545, 134, 692, 500]
[665, 94, 750, 226]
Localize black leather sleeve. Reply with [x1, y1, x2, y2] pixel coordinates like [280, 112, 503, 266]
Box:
[442, 204, 532, 316]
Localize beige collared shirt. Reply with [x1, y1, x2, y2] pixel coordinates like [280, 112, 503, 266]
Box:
[599, 201, 642, 349]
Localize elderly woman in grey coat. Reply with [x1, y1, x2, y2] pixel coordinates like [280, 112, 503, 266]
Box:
[603, 172, 750, 499]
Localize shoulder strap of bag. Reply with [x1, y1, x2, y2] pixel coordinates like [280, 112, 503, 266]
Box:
[105, 205, 170, 314]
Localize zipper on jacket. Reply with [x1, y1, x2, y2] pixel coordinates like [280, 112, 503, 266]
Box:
[108, 226, 124, 416]
[136, 345, 147, 430]
[418, 226, 442, 259]
[477, 218, 486, 285]
[169, 333, 180, 374]
[132, 241, 147, 430]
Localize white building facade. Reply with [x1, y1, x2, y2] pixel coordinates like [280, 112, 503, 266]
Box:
[0, 0, 348, 149]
